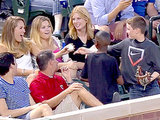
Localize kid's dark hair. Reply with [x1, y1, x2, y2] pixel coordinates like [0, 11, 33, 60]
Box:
[95, 31, 111, 46]
[0, 52, 15, 75]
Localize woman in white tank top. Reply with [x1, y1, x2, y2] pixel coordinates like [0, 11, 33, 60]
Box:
[0, 16, 69, 76]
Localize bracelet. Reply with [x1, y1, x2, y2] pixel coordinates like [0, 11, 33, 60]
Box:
[66, 81, 74, 85]
[22, 69, 25, 76]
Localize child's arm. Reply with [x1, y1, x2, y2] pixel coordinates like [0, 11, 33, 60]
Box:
[117, 75, 124, 85]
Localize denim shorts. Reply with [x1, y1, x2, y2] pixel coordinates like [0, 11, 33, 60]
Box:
[16, 111, 30, 120]
[24, 112, 31, 120]
[129, 80, 160, 99]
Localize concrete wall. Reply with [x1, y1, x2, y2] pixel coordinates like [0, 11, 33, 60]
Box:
[37, 94, 160, 120]
[1, 94, 160, 120]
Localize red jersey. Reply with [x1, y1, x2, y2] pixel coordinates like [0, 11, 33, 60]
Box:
[30, 72, 68, 103]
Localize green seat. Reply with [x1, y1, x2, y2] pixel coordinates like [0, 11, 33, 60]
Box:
[61, 7, 69, 17]
[60, 0, 84, 17]
[12, 0, 30, 23]
[67, 0, 84, 14]
[118, 85, 129, 101]
[12, 0, 49, 24]
[149, 15, 160, 40]
[12, 0, 85, 24]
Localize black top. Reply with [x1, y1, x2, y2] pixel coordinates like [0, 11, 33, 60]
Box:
[81, 53, 120, 104]
[65, 34, 95, 62]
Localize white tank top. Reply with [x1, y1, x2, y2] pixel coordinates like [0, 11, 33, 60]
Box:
[16, 52, 33, 70]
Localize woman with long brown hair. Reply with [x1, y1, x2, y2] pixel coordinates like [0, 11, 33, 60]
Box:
[0, 16, 67, 76]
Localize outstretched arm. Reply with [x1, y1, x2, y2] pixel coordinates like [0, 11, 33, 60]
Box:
[54, 43, 75, 59]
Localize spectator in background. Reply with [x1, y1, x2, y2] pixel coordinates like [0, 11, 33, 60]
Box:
[132, 0, 160, 27]
[81, 31, 124, 104]
[84, 0, 134, 41]
[155, 0, 160, 33]
[155, 0, 160, 14]
[0, 52, 53, 119]
[0, 0, 12, 20]
[30, 0, 63, 38]
[132, 0, 160, 40]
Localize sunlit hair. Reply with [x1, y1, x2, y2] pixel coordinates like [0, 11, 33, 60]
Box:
[126, 16, 147, 34]
[30, 16, 53, 49]
[1, 16, 30, 58]
[69, 5, 94, 40]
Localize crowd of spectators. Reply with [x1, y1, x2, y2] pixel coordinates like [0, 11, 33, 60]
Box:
[0, 0, 160, 119]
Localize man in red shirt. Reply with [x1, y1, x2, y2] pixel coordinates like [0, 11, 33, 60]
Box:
[29, 50, 102, 114]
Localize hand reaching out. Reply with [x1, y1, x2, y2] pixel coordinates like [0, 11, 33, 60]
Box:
[74, 47, 91, 55]
[61, 43, 75, 55]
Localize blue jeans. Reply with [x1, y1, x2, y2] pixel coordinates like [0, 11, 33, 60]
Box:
[129, 80, 160, 99]
[30, 0, 61, 15]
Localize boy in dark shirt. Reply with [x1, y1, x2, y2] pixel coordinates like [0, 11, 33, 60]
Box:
[81, 31, 124, 104]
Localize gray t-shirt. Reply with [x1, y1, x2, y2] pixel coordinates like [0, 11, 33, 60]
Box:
[108, 38, 160, 85]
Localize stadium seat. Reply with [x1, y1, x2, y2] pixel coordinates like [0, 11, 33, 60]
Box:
[118, 85, 129, 101]
[149, 15, 160, 41]
[67, 0, 84, 14]
[156, 23, 160, 45]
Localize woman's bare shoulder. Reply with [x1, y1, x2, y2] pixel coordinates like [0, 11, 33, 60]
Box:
[0, 43, 8, 53]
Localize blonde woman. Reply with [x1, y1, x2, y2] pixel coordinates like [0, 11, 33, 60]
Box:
[0, 16, 66, 76]
[28, 15, 79, 81]
[65, 5, 95, 69]
[30, 15, 63, 62]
